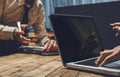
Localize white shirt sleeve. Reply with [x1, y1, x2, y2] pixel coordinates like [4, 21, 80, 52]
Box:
[0, 25, 17, 40]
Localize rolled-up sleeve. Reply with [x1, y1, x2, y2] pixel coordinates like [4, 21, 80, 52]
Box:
[0, 25, 17, 40]
[0, 0, 17, 40]
[33, 1, 50, 45]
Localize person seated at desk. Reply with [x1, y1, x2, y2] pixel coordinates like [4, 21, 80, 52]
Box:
[0, 0, 58, 54]
[95, 22, 120, 66]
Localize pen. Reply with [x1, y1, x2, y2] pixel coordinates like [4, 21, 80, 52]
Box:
[17, 21, 22, 38]
[110, 23, 113, 26]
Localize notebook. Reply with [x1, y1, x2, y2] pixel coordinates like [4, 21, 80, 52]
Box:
[49, 14, 120, 76]
[20, 46, 59, 56]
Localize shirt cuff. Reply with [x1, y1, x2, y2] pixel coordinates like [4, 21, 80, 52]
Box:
[0, 26, 17, 40]
[40, 36, 50, 46]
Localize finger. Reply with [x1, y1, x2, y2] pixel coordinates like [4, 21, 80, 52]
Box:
[22, 36, 30, 41]
[15, 31, 24, 35]
[95, 50, 112, 65]
[99, 52, 118, 66]
[95, 52, 105, 66]
[115, 32, 120, 36]
[111, 22, 120, 27]
[112, 26, 120, 36]
[112, 26, 117, 30]
[52, 40, 58, 51]
[47, 40, 54, 51]
[21, 37, 30, 45]
[22, 37, 30, 44]
[42, 41, 50, 52]
[49, 40, 58, 51]
[113, 26, 120, 30]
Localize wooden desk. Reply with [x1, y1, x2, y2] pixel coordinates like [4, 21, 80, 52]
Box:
[0, 53, 113, 77]
[0, 32, 115, 77]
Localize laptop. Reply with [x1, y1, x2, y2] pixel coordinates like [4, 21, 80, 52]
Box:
[49, 14, 120, 76]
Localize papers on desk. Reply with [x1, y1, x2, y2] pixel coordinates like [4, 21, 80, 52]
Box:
[20, 46, 43, 55]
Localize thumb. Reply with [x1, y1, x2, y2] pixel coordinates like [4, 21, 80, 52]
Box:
[21, 24, 29, 31]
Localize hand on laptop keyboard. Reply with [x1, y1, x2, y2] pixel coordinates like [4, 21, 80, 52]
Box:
[95, 45, 120, 66]
[42, 39, 58, 52]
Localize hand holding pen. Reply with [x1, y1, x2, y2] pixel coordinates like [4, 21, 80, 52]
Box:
[13, 21, 30, 45]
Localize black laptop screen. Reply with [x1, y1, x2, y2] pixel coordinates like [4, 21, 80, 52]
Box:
[50, 14, 103, 66]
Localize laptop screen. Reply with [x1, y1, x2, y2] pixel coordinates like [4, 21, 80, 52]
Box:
[50, 14, 103, 66]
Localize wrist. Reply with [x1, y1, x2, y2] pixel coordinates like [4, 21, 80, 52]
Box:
[40, 36, 50, 46]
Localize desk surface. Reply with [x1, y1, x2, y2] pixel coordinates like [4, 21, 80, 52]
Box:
[0, 53, 114, 77]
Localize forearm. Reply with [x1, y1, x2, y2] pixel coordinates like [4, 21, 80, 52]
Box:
[111, 45, 120, 51]
[0, 24, 17, 40]
[33, 1, 50, 45]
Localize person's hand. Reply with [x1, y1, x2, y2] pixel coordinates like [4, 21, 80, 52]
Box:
[95, 46, 120, 66]
[42, 39, 58, 52]
[14, 24, 30, 45]
[111, 22, 120, 36]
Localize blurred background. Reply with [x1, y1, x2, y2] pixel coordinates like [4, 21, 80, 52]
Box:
[41, 0, 120, 30]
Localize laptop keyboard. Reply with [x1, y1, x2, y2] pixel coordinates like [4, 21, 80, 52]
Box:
[75, 58, 97, 66]
[105, 60, 120, 69]
[75, 57, 120, 69]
